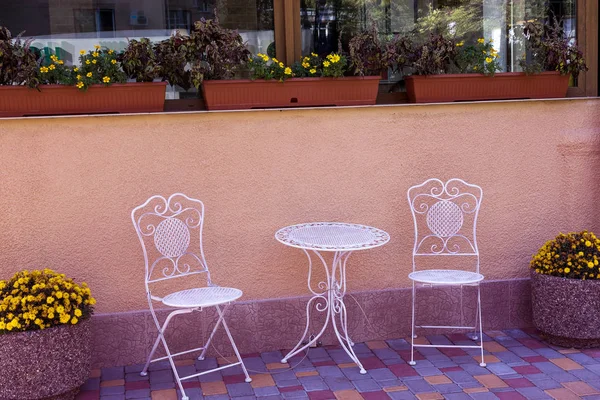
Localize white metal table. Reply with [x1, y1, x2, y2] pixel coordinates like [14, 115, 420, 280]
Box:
[275, 222, 390, 374]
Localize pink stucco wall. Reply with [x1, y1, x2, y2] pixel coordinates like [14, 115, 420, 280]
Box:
[1, 99, 599, 314]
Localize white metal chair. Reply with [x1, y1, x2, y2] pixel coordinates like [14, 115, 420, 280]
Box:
[131, 193, 251, 400]
[407, 178, 485, 367]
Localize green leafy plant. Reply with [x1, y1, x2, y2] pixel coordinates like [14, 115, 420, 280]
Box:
[249, 53, 293, 81]
[187, 18, 250, 88]
[531, 231, 600, 280]
[154, 33, 191, 90]
[292, 52, 321, 77]
[411, 33, 456, 75]
[75, 45, 126, 90]
[348, 25, 385, 76]
[455, 38, 502, 75]
[121, 38, 160, 82]
[0, 26, 39, 88]
[520, 18, 587, 79]
[321, 53, 347, 77]
[37, 53, 74, 85]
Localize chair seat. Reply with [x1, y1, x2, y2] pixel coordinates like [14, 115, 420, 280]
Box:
[408, 269, 484, 285]
[162, 287, 243, 308]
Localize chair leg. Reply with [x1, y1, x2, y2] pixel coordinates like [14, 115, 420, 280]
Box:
[216, 305, 252, 383]
[409, 281, 417, 366]
[198, 308, 225, 361]
[477, 285, 486, 367]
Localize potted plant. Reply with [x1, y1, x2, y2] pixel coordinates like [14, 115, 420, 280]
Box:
[0, 268, 96, 399]
[403, 19, 587, 103]
[0, 27, 167, 117]
[530, 231, 600, 348]
[183, 18, 380, 110]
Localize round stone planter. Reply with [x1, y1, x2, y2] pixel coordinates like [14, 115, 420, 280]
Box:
[531, 270, 600, 348]
[0, 318, 92, 400]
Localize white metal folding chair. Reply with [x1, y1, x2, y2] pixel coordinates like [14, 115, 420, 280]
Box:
[131, 193, 251, 400]
[407, 178, 485, 367]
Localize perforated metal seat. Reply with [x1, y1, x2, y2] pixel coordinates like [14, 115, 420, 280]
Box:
[162, 287, 242, 308]
[408, 269, 484, 285]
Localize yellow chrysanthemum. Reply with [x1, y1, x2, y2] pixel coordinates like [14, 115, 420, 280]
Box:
[111, 59, 117, 64]
[477, 38, 485, 43]
[284, 67, 292, 75]
[309, 68, 316, 74]
[86, 72, 93, 78]
[79, 50, 86, 55]
[323, 61, 330, 67]
[102, 76, 111, 83]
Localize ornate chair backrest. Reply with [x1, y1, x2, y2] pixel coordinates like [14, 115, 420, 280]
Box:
[407, 178, 483, 273]
[131, 193, 211, 295]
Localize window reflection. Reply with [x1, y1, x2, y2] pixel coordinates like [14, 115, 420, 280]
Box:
[301, 0, 576, 75]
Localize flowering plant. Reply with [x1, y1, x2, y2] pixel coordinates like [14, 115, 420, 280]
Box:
[293, 52, 348, 78]
[531, 231, 600, 280]
[0, 269, 96, 333]
[0, 26, 39, 88]
[455, 38, 501, 75]
[75, 45, 126, 90]
[249, 53, 293, 81]
[37, 54, 75, 85]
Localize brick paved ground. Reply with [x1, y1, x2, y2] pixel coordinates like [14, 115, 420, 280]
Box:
[76, 329, 600, 400]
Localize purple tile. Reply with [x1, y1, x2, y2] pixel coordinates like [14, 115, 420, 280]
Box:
[386, 339, 410, 351]
[205, 395, 233, 400]
[100, 395, 126, 400]
[276, 379, 301, 388]
[446, 371, 478, 384]
[452, 355, 477, 364]
[272, 370, 298, 383]
[82, 378, 101, 391]
[196, 358, 218, 370]
[261, 351, 285, 364]
[102, 367, 126, 380]
[150, 381, 176, 390]
[125, 364, 146, 374]
[527, 378, 562, 390]
[426, 335, 453, 345]
[460, 364, 491, 376]
[373, 348, 402, 360]
[368, 368, 397, 382]
[487, 363, 517, 376]
[125, 389, 151, 399]
[534, 348, 564, 359]
[435, 383, 462, 394]
[404, 378, 434, 393]
[281, 390, 309, 399]
[221, 365, 244, 376]
[494, 337, 522, 347]
[442, 394, 472, 400]
[569, 368, 599, 381]
[125, 373, 149, 383]
[148, 361, 171, 372]
[515, 387, 551, 399]
[316, 366, 344, 378]
[198, 371, 223, 383]
[227, 382, 254, 397]
[298, 376, 328, 392]
[413, 366, 441, 377]
[494, 352, 525, 365]
[323, 376, 353, 391]
[100, 386, 125, 396]
[352, 378, 381, 392]
[509, 346, 539, 358]
[387, 392, 417, 400]
[531, 362, 563, 374]
[253, 386, 280, 397]
[546, 371, 578, 383]
[149, 369, 174, 383]
[504, 330, 531, 339]
[567, 353, 598, 365]
[342, 367, 372, 381]
[469, 393, 498, 400]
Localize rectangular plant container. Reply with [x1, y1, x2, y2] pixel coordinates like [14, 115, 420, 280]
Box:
[405, 71, 569, 103]
[0, 82, 167, 117]
[201, 76, 381, 110]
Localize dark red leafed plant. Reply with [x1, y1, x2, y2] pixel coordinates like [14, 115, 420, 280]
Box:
[0, 26, 39, 88]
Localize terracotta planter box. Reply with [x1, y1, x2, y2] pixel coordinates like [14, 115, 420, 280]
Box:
[201, 76, 381, 110]
[405, 71, 569, 103]
[0, 82, 167, 117]
[531, 270, 600, 348]
[0, 318, 92, 399]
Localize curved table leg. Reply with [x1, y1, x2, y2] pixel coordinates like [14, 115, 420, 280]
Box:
[282, 250, 366, 374]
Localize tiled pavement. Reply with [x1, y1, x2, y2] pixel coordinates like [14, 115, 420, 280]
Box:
[76, 329, 600, 400]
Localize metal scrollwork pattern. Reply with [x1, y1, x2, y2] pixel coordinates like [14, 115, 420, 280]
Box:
[132, 193, 210, 284]
[408, 179, 482, 257]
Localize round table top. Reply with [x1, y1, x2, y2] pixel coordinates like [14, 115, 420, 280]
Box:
[275, 222, 390, 251]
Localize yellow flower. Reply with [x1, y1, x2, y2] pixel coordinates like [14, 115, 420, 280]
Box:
[331, 54, 340, 63]
[58, 60, 64, 65]
[564, 267, 570, 273]
[85, 60, 90, 65]
[485, 57, 492, 63]
[92, 59, 97, 64]
[323, 61, 330, 67]
[86, 72, 93, 78]
[489, 39, 494, 43]
[588, 262, 594, 268]
[55, 291, 63, 299]
[309, 68, 316, 74]
[49, 64, 56, 70]
[46, 297, 54, 304]
[272, 58, 279, 63]
[60, 314, 70, 324]
[76, 75, 82, 80]
[311, 52, 317, 57]
[92, 52, 99, 57]
[73, 67, 79, 72]
[39, 67, 49, 73]
[278, 62, 284, 68]
[79, 50, 86, 55]
[302, 62, 310, 68]
[456, 41, 464, 47]
[94, 44, 101, 50]
[477, 38, 485, 43]
[108, 50, 114, 54]
[284, 67, 292, 75]
[586, 240, 592, 247]
[50, 55, 58, 61]
[102, 76, 111, 83]
[71, 317, 78, 325]
[111, 59, 117, 65]
[74, 309, 82, 317]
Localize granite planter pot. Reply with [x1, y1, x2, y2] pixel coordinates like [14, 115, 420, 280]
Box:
[0, 82, 167, 117]
[0, 318, 92, 400]
[531, 270, 600, 348]
[201, 76, 381, 110]
[405, 71, 569, 103]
